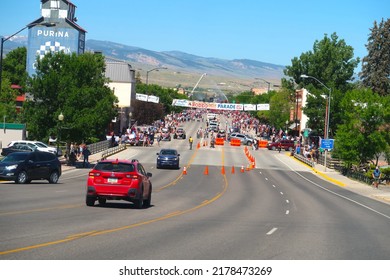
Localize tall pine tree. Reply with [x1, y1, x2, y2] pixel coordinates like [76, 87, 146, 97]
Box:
[360, 18, 390, 96]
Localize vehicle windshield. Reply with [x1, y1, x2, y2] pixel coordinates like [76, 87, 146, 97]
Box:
[94, 162, 135, 172]
[160, 150, 177, 156]
[1, 153, 28, 163]
[34, 142, 48, 148]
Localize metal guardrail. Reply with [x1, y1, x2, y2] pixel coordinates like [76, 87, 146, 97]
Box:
[293, 153, 315, 168]
[101, 144, 127, 160]
[88, 140, 111, 155]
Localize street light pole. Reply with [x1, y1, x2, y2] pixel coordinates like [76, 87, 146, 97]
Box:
[146, 67, 168, 85]
[300, 74, 332, 171]
[57, 112, 64, 156]
[0, 22, 56, 92]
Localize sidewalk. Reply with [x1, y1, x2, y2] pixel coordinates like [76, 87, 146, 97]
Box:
[288, 154, 390, 205]
[60, 151, 105, 172]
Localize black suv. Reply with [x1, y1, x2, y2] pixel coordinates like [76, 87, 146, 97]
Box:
[0, 151, 62, 184]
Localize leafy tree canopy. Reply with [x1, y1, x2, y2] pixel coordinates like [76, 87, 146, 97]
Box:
[359, 18, 390, 96]
[2, 47, 28, 89]
[284, 32, 360, 137]
[24, 51, 118, 143]
[135, 83, 186, 117]
[334, 88, 389, 166]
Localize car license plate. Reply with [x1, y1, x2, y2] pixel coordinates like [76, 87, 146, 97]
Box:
[108, 178, 118, 183]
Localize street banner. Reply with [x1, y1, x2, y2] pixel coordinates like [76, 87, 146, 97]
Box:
[147, 95, 160, 103]
[244, 104, 257, 111]
[257, 104, 270, 111]
[136, 93, 148, 102]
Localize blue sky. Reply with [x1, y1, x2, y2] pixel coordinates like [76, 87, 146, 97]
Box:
[1, 0, 389, 67]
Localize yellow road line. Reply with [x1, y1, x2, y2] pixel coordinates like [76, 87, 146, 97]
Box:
[0, 148, 229, 256]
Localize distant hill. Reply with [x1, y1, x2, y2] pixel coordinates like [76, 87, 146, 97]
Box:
[86, 39, 285, 80]
[1, 36, 285, 87]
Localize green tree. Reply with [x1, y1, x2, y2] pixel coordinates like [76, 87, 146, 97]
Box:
[132, 100, 164, 124]
[24, 51, 118, 143]
[359, 18, 390, 96]
[0, 79, 18, 123]
[0, 47, 28, 123]
[1, 47, 28, 89]
[284, 33, 360, 137]
[135, 83, 185, 117]
[334, 88, 389, 167]
[268, 90, 290, 129]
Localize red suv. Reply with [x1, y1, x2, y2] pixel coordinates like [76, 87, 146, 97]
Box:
[86, 159, 152, 208]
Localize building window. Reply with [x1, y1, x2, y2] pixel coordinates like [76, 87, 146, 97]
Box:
[50, 0, 60, 9]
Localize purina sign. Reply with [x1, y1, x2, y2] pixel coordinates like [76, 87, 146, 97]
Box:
[27, 27, 81, 75]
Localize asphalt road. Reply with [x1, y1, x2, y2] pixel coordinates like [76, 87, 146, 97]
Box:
[1, 117, 390, 260]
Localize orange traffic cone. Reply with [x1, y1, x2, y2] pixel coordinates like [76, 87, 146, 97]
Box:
[197, 142, 200, 149]
[221, 166, 225, 175]
[246, 165, 250, 171]
[204, 166, 209, 175]
[183, 166, 187, 175]
[241, 166, 245, 173]
[231, 166, 235, 174]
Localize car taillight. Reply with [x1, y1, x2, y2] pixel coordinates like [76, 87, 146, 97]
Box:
[125, 174, 139, 180]
[89, 172, 100, 178]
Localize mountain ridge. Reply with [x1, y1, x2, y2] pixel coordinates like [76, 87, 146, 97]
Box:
[1, 36, 286, 82]
[85, 39, 285, 80]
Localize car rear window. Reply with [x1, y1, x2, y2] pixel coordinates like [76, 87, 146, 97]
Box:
[160, 150, 177, 155]
[94, 162, 135, 172]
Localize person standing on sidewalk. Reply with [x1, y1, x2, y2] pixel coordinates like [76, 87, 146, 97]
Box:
[82, 145, 91, 168]
[189, 136, 193, 150]
[372, 166, 382, 188]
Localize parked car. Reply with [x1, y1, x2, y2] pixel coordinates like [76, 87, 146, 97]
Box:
[1, 143, 36, 156]
[86, 159, 152, 208]
[0, 151, 62, 184]
[156, 149, 180, 169]
[228, 133, 255, 145]
[160, 128, 171, 141]
[267, 139, 295, 151]
[174, 127, 186, 139]
[7, 140, 59, 155]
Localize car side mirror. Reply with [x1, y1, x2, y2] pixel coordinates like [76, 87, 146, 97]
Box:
[156, 153, 159, 155]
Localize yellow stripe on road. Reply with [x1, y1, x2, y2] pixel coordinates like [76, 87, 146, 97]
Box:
[0, 142, 229, 256]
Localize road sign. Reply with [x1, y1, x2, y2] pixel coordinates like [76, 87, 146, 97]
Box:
[320, 139, 334, 150]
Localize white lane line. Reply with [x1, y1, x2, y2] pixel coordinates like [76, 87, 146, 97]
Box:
[272, 185, 276, 188]
[286, 200, 290, 204]
[286, 210, 290, 215]
[280, 192, 284, 195]
[275, 156, 390, 220]
[265, 178, 268, 181]
[267, 227, 278, 235]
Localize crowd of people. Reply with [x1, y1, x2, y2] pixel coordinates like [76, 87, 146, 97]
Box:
[66, 142, 91, 167]
[87, 109, 323, 159]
